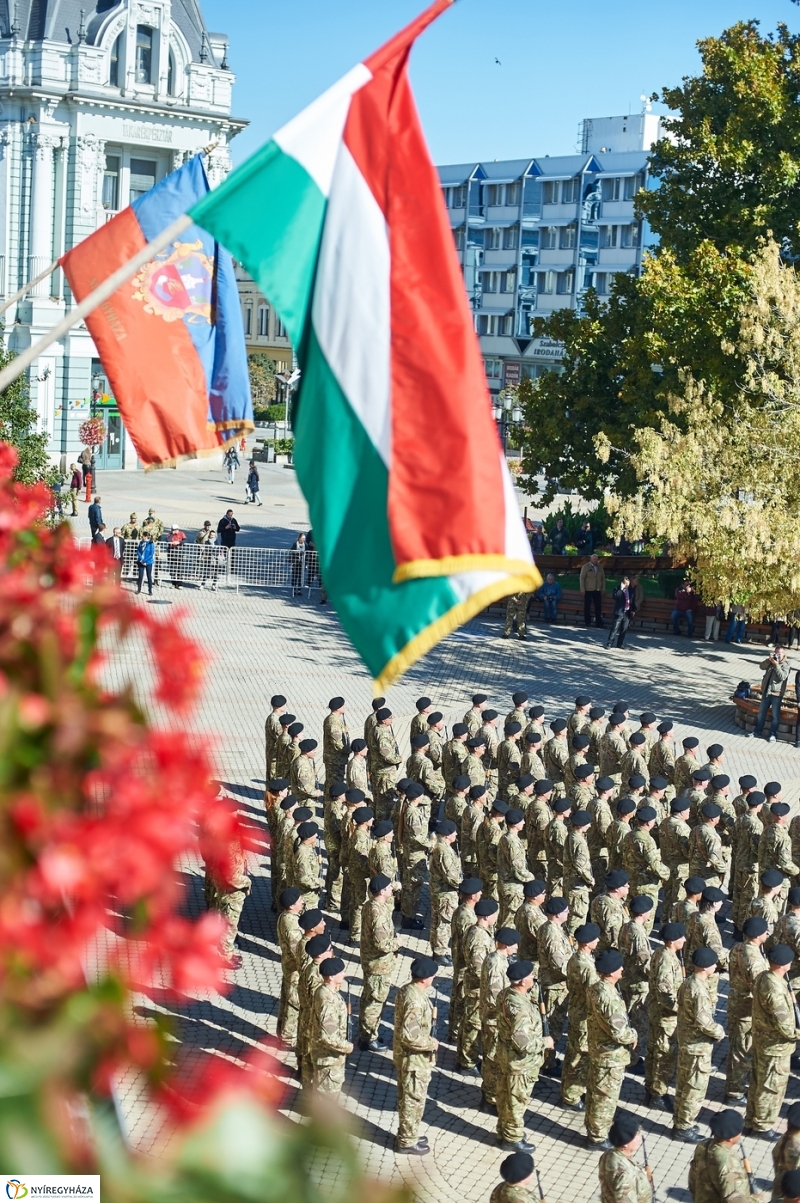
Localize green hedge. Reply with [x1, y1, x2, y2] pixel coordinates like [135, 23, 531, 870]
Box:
[253, 404, 286, 422]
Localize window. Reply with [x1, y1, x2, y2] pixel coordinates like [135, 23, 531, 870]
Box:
[542, 181, 559, 205]
[500, 313, 514, 336]
[599, 225, 618, 249]
[561, 178, 578, 204]
[537, 271, 555, 295]
[453, 227, 465, 251]
[478, 314, 498, 336]
[593, 272, 607, 294]
[501, 270, 515, 293]
[109, 33, 121, 86]
[557, 269, 574, 295]
[244, 306, 252, 336]
[129, 158, 157, 201]
[601, 177, 621, 202]
[620, 223, 641, 248]
[484, 358, 503, 379]
[486, 228, 502, 250]
[503, 227, 518, 250]
[167, 49, 176, 95]
[468, 179, 484, 216]
[483, 271, 500, 293]
[487, 184, 505, 206]
[258, 305, 269, 337]
[623, 173, 644, 201]
[135, 25, 153, 84]
[275, 317, 286, 339]
[102, 154, 120, 211]
[523, 176, 542, 217]
[540, 227, 557, 250]
[560, 224, 576, 250]
[506, 181, 522, 206]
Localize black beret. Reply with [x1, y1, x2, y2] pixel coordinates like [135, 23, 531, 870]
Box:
[671, 798, 690, 814]
[685, 876, 706, 894]
[507, 959, 534, 982]
[617, 798, 636, 816]
[476, 899, 499, 917]
[787, 1102, 800, 1128]
[630, 731, 646, 746]
[470, 784, 487, 800]
[637, 806, 657, 823]
[573, 734, 591, 750]
[484, 710, 499, 722]
[661, 922, 685, 942]
[397, 778, 412, 791]
[496, 927, 520, 946]
[328, 696, 345, 710]
[352, 806, 374, 825]
[630, 895, 653, 915]
[629, 774, 646, 790]
[453, 775, 471, 791]
[701, 802, 721, 820]
[298, 738, 317, 753]
[410, 955, 438, 979]
[575, 764, 594, 781]
[707, 743, 723, 758]
[428, 712, 443, 725]
[657, 720, 674, 733]
[288, 722, 304, 737]
[416, 697, 432, 710]
[650, 776, 669, 790]
[703, 887, 725, 903]
[692, 947, 717, 968]
[640, 712, 657, 725]
[534, 779, 554, 795]
[525, 879, 547, 897]
[739, 774, 757, 789]
[525, 730, 542, 744]
[693, 768, 712, 782]
[293, 807, 313, 823]
[268, 778, 290, 792]
[436, 820, 457, 836]
[605, 870, 629, 889]
[345, 788, 365, 804]
[597, 776, 615, 792]
[711, 774, 730, 789]
[609, 1112, 640, 1148]
[768, 943, 795, 966]
[710, 1109, 744, 1140]
[374, 820, 393, 837]
[553, 797, 571, 814]
[320, 956, 345, 978]
[576, 696, 592, 707]
[270, 694, 287, 707]
[504, 722, 522, 736]
[765, 781, 782, 797]
[468, 735, 486, 749]
[376, 707, 392, 722]
[299, 909, 323, 930]
[529, 705, 545, 719]
[406, 783, 425, 800]
[306, 933, 332, 958]
[279, 887, 302, 908]
[517, 773, 535, 790]
[460, 877, 483, 895]
[512, 691, 528, 705]
[613, 702, 628, 713]
[297, 821, 319, 840]
[589, 706, 605, 720]
[748, 791, 765, 807]
[608, 712, 625, 727]
[280, 713, 297, 727]
[505, 808, 525, 827]
[789, 887, 800, 907]
[370, 874, 392, 894]
[596, 950, 623, 974]
[575, 923, 601, 944]
[772, 802, 790, 817]
[350, 738, 367, 753]
[329, 781, 347, 799]
[742, 916, 769, 937]
[411, 732, 430, 748]
[545, 897, 569, 915]
[783, 1170, 800, 1196]
[500, 1151, 533, 1184]
[683, 736, 699, 748]
[279, 795, 297, 811]
[472, 693, 488, 705]
[452, 723, 468, 737]
[571, 810, 592, 827]
[762, 869, 784, 888]
[492, 800, 510, 815]
[551, 719, 568, 733]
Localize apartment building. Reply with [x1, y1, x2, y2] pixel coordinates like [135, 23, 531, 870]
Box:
[235, 264, 293, 375]
[438, 112, 663, 392]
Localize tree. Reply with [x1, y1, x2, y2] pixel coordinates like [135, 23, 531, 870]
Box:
[0, 337, 52, 483]
[248, 353, 276, 406]
[601, 241, 800, 616]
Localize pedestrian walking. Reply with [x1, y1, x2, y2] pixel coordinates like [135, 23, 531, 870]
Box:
[579, 554, 606, 628]
[135, 533, 155, 596]
[605, 576, 632, 650]
[79, 446, 92, 485]
[68, 463, 81, 515]
[245, 461, 263, 505]
[224, 445, 240, 483]
[87, 495, 102, 537]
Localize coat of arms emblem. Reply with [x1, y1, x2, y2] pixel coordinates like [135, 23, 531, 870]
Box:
[132, 239, 214, 323]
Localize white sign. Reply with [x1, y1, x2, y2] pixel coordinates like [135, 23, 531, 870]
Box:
[529, 337, 565, 361]
[122, 123, 173, 144]
[4, 1177, 100, 1198]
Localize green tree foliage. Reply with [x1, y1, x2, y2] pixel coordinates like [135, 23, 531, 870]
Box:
[248, 353, 277, 406]
[0, 338, 51, 483]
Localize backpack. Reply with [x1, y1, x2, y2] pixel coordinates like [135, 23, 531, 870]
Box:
[733, 681, 751, 700]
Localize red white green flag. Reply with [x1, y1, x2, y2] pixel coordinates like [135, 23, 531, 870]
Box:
[191, 0, 540, 688]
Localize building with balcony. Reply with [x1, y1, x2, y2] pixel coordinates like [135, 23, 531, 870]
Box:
[0, 0, 245, 470]
[438, 112, 664, 393]
[235, 264, 293, 376]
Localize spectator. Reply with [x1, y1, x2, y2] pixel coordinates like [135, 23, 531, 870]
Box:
[789, 610, 800, 649]
[290, 532, 307, 597]
[246, 462, 263, 506]
[605, 575, 632, 649]
[224, 446, 240, 484]
[748, 646, 791, 743]
[548, 518, 568, 555]
[579, 553, 605, 628]
[575, 521, 595, 555]
[770, 616, 786, 646]
[536, 572, 562, 623]
[217, 509, 241, 549]
[306, 530, 327, 604]
[196, 521, 220, 591]
[616, 534, 632, 555]
[671, 580, 697, 638]
[703, 601, 724, 642]
[166, 524, 186, 589]
[136, 534, 155, 596]
[725, 604, 747, 645]
[529, 523, 545, 555]
[629, 574, 644, 621]
[92, 521, 107, 547]
[106, 527, 124, 580]
[87, 495, 102, 537]
[79, 446, 92, 485]
[68, 463, 81, 516]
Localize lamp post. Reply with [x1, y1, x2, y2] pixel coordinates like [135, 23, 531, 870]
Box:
[492, 388, 522, 453]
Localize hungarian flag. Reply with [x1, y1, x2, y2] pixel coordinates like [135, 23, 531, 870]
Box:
[191, 0, 540, 687]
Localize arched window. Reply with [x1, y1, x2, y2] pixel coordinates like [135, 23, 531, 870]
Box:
[167, 48, 176, 95]
[135, 25, 153, 84]
[109, 32, 121, 86]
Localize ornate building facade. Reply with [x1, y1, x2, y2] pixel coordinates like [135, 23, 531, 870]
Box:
[0, 0, 245, 469]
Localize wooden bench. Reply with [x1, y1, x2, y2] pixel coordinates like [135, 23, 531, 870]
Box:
[734, 685, 800, 743]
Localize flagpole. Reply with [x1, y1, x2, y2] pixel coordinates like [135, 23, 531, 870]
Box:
[0, 213, 193, 397]
[0, 258, 61, 317]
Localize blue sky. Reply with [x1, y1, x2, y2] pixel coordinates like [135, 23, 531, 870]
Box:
[201, 0, 797, 167]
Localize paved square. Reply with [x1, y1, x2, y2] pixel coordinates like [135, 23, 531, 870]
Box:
[92, 454, 800, 1203]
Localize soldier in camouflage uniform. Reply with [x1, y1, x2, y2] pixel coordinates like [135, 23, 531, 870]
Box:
[121, 512, 140, 541]
[520, 731, 547, 783]
[206, 833, 251, 968]
[290, 737, 322, 807]
[674, 876, 704, 927]
[310, 956, 352, 1097]
[489, 1150, 536, 1203]
[480, 710, 501, 802]
[537, 896, 572, 1073]
[426, 712, 445, 775]
[363, 695, 385, 777]
[585, 949, 638, 1147]
[773, 886, 800, 996]
[759, 802, 799, 913]
[543, 719, 569, 798]
[497, 724, 523, 800]
[688, 803, 727, 888]
[685, 767, 712, 828]
[673, 735, 700, 799]
[622, 806, 669, 935]
[567, 758, 594, 810]
[773, 1101, 800, 1202]
[407, 732, 445, 804]
[369, 819, 400, 902]
[515, 879, 547, 971]
[545, 797, 571, 897]
[672, 947, 724, 1141]
[399, 783, 431, 930]
[590, 869, 630, 954]
[394, 956, 439, 1154]
[495, 959, 551, 1152]
[346, 739, 370, 799]
[733, 792, 765, 935]
[560, 922, 600, 1109]
[745, 943, 800, 1138]
[358, 875, 397, 1050]
[339, 789, 364, 930]
[443, 724, 470, 791]
[458, 899, 498, 1071]
[272, 794, 297, 902]
[265, 694, 287, 780]
[429, 820, 461, 962]
[461, 784, 487, 879]
[568, 695, 592, 741]
[506, 691, 529, 730]
[659, 797, 691, 922]
[466, 734, 489, 791]
[587, 777, 616, 883]
[564, 734, 590, 798]
[564, 810, 595, 934]
[619, 896, 653, 1068]
[264, 777, 289, 908]
[688, 1108, 760, 1203]
[598, 1112, 652, 1203]
[746, 869, 783, 940]
[587, 706, 607, 769]
[445, 774, 471, 829]
[463, 692, 488, 737]
[450, 877, 482, 1042]
[503, 591, 530, 640]
[497, 808, 533, 928]
[684, 886, 728, 1008]
[644, 921, 685, 1110]
[524, 778, 553, 878]
[478, 799, 508, 902]
[598, 713, 627, 789]
[347, 807, 374, 943]
[371, 708, 402, 819]
[620, 732, 650, 788]
[297, 931, 332, 1088]
[273, 715, 298, 781]
[480, 927, 520, 1109]
[276, 889, 307, 1046]
[607, 798, 636, 874]
[724, 915, 768, 1102]
[323, 782, 347, 912]
[322, 697, 349, 800]
[292, 820, 323, 910]
[410, 697, 432, 740]
[648, 719, 675, 785]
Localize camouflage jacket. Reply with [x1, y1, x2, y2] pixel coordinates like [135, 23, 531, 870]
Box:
[659, 815, 690, 870]
[685, 910, 728, 969]
[462, 707, 484, 737]
[393, 981, 436, 1065]
[587, 979, 637, 1063]
[590, 892, 628, 954]
[290, 755, 318, 802]
[323, 712, 350, 762]
[537, 920, 571, 987]
[624, 827, 669, 890]
[373, 727, 401, 773]
[451, 903, 477, 977]
[368, 838, 397, 884]
[360, 897, 397, 973]
[514, 900, 545, 962]
[598, 1149, 653, 1203]
[688, 823, 727, 880]
[759, 823, 800, 880]
[407, 750, 444, 800]
[277, 910, 303, 974]
[647, 945, 683, 1020]
[566, 947, 598, 1027]
[735, 811, 764, 870]
[497, 739, 522, 796]
[728, 940, 766, 1011]
[310, 983, 350, 1064]
[772, 1129, 800, 1200]
[480, 949, 511, 1026]
[620, 919, 651, 992]
[648, 738, 675, 783]
[346, 755, 370, 796]
[463, 923, 495, 993]
[496, 985, 544, 1071]
[564, 828, 594, 891]
[497, 830, 533, 888]
[465, 752, 488, 790]
[488, 1184, 536, 1203]
[524, 796, 552, 859]
[460, 804, 485, 864]
[752, 969, 798, 1051]
[545, 817, 568, 875]
[688, 1140, 758, 1203]
[293, 842, 322, 895]
[598, 730, 626, 779]
[676, 973, 724, 1050]
[442, 738, 469, 789]
[429, 837, 461, 898]
[542, 736, 568, 785]
[477, 816, 503, 882]
[673, 753, 699, 798]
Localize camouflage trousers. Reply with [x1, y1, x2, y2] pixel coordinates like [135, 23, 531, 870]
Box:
[662, 864, 687, 923]
[401, 855, 427, 920]
[745, 1046, 792, 1132]
[542, 983, 569, 1060]
[373, 770, 397, 822]
[621, 986, 649, 1063]
[396, 1056, 433, 1147]
[349, 884, 368, 943]
[214, 887, 248, 957]
[457, 989, 481, 1068]
[485, 770, 498, 807]
[324, 837, 342, 911]
[359, 971, 390, 1043]
[498, 884, 524, 931]
[674, 1045, 714, 1130]
[585, 1060, 626, 1141]
[481, 1023, 499, 1103]
[566, 886, 590, 936]
[449, 969, 466, 1040]
[560, 1019, 588, 1105]
[547, 870, 564, 899]
[503, 596, 528, 637]
[496, 1061, 542, 1142]
[278, 969, 300, 1046]
[589, 854, 609, 889]
[724, 999, 752, 1097]
[430, 890, 457, 958]
[644, 1014, 677, 1098]
[479, 872, 499, 903]
[341, 866, 352, 926]
[732, 867, 759, 932]
[313, 1058, 345, 1097]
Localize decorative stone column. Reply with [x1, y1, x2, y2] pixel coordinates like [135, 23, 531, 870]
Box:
[28, 132, 57, 295]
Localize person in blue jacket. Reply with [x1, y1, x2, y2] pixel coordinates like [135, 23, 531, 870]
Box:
[536, 573, 562, 623]
[136, 533, 156, 596]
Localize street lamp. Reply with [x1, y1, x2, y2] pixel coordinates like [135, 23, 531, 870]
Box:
[493, 388, 523, 453]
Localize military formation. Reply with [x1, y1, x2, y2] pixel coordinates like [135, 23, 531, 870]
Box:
[202, 687, 800, 1200]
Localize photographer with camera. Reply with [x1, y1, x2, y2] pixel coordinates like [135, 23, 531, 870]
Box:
[748, 644, 791, 743]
